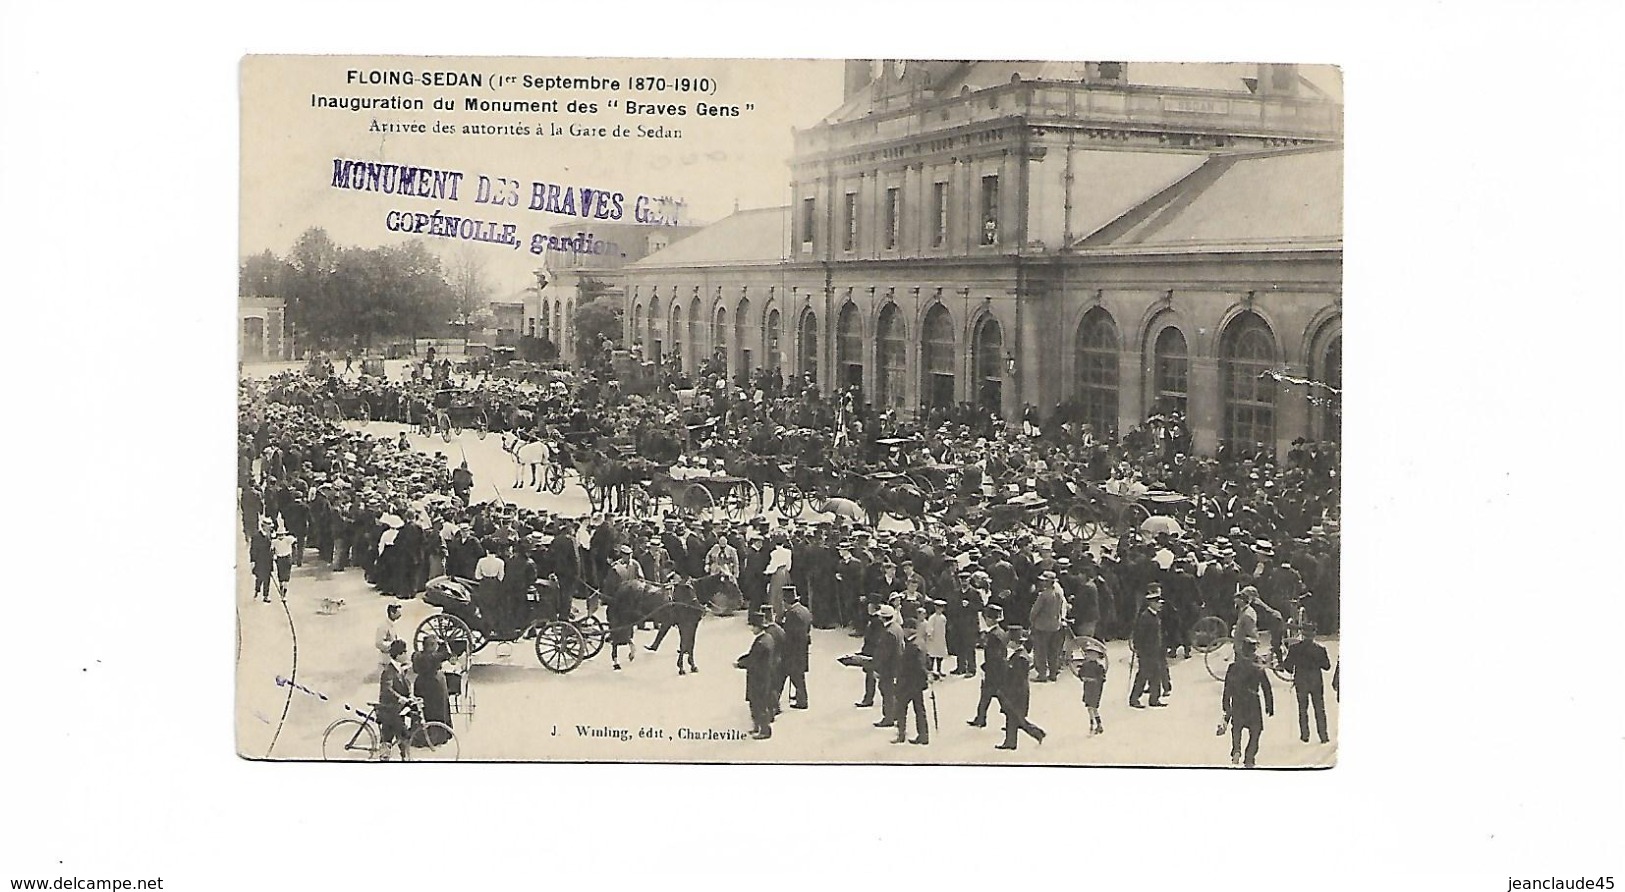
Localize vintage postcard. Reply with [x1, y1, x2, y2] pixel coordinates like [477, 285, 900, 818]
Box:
[237, 55, 1342, 765]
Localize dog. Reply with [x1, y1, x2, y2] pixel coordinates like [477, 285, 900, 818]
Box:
[317, 598, 346, 615]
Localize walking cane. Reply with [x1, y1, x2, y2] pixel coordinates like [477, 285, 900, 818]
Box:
[929, 680, 939, 732]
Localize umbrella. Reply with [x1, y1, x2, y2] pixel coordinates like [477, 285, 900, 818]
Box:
[1141, 515, 1184, 537]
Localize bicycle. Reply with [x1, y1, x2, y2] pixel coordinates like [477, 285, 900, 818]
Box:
[320, 697, 459, 761]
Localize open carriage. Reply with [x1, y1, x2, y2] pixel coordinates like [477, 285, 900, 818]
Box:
[414, 575, 609, 674]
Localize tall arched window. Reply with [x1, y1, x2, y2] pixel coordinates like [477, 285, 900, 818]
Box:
[1075, 308, 1119, 434]
[735, 296, 753, 374]
[922, 304, 955, 409]
[765, 308, 781, 372]
[1153, 326, 1189, 416]
[798, 309, 818, 381]
[631, 301, 642, 347]
[669, 303, 684, 371]
[1222, 312, 1278, 450]
[973, 315, 1005, 413]
[688, 295, 702, 371]
[1322, 334, 1342, 443]
[541, 299, 552, 339]
[648, 299, 661, 361]
[837, 302, 863, 391]
[713, 305, 728, 376]
[876, 303, 907, 411]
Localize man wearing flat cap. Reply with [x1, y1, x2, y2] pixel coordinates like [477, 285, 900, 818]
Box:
[1222, 636, 1275, 767]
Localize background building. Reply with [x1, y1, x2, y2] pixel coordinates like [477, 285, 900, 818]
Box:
[623, 61, 1342, 457]
[543, 218, 702, 364]
[239, 295, 287, 361]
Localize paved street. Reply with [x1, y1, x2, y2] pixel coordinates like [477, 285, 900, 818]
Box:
[237, 418, 1338, 766]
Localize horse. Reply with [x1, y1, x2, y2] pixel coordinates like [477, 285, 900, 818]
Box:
[603, 576, 700, 671]
[500, 431, 554, 491]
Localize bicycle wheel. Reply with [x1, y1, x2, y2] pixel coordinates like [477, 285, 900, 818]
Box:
[321, 718, 377, 761]
[1190, 615, 1230, 654]
[1204, 641, 1233, 682]
[409, 722, 460, 761]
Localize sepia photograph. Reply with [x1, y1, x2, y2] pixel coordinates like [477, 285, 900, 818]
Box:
[238, 56, 1343, 766]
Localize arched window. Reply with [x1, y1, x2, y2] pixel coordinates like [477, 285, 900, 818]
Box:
[1153, 326, 1189, 416]
[1322, 334, 1342, 443]
[765, 308, 781, 372]
[798, 309, 818, 381]
[1075, 308, 1119, 435]
[1222, 312, 1278, 450]
[922, 304, 955, 409]
[713, 305, 728, 376]
[541, 300, 552, 339]
[973, 315, 1005, 413]
[669, 303, 684, 370]
[837, 302, 863, 391]
[631, 302, 642, 347]
[648, 299, 661, 361]
[735, 296, 753, 374]
[555, 301, 564, 346]
[876, 303, 907, 411]
[688, 295, 702, 371]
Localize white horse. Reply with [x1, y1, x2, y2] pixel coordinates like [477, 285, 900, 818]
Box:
[501, 431, 554, 491]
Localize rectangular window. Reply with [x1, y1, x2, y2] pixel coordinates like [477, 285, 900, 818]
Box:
[884, 187, 900, 250]
[842, 192, 857, 252]
[980, 175, 1000, 245]
[931, 182, 948, 247]
[800, 197, 815, 246]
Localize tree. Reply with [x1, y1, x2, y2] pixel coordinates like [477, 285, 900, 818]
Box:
[446, 246, 489, 339]
[573, 294, 623, 361]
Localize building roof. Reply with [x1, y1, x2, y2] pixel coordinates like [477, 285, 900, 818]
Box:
[1074, 145, 1342, 253]
[627, 206, 789, 269]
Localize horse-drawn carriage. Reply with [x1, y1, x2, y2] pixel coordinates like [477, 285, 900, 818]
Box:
[429, 389, 491, 442]
[316, 386, 373, 425]
[415, 575, 608, 674]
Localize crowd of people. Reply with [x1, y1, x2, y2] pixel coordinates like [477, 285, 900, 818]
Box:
[241, 353, 1340, 762]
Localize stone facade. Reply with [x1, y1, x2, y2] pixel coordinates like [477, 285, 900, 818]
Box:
[622, 62, 1343, 457]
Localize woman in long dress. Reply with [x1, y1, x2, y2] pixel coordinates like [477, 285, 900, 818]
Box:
[410, 634, 453, 745]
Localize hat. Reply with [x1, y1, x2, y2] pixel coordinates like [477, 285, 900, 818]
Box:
[618, 544, 633, 555]
[875, 605, 897, 620]
[1144, 590, 1164, 601]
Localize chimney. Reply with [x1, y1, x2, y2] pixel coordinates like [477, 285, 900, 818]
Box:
[844, 59, 874, 99]
[1257, 63, 1300, 96]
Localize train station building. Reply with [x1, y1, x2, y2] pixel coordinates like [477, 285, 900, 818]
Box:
[621, 61, 1342, 457]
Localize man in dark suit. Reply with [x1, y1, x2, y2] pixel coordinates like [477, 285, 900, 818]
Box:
[1129, 587, 1170, 708]
[762, 607, 789, 716]
[735, 608, 779, 739]
[835, 543, 866, 633]
[1223, 637, 1275, 767]
[892, 618, 932, 745]
[780, 589, 813, 709]
[869, 605, 905, 728]
[995, 628, 1046, 750]
[1282, 624, 1332, 743]
[968, 604, 1009, 727]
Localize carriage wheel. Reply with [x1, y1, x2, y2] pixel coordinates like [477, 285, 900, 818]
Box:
[1189, 615, 1230, 654]
[573, 615, 608, 659]
[535, 621, 586, 673]
[628, 484, 653, 519]
[438, 417, 453, 443]
[545, 464, 566, 495]
[583, 479, 602, 512]
[1078, 518, 1105, 541]
[778, 484, 803, 518]
[1127, 503, 1152, 530]
[723, 485, 748, 522]
[475, 412, 489, 440]
[416, 613, 478, 661]
[356, 400, 372, 426]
